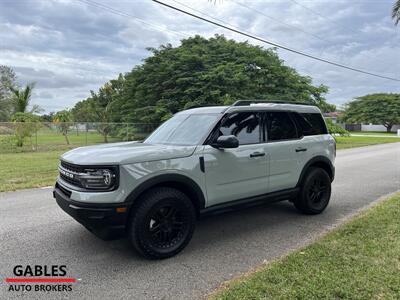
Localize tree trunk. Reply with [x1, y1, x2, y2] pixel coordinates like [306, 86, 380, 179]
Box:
[64, 133, 70, 145]
[103, 133, 108, 143]
[385, 124, 393, 133]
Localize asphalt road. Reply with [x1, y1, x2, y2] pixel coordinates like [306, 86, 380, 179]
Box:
[1, 143, 399, 299]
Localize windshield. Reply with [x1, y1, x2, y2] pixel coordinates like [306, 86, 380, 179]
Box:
[145, 113, 220, 146]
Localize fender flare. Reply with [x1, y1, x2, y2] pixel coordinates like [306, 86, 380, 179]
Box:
[124, 173, 206, 211]
[296, 156, 335, 187]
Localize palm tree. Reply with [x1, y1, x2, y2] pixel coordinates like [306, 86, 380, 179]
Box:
[393, 0, 400, 25]
[10, 83, 41, 113]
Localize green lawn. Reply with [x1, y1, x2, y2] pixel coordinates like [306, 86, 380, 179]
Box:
[211, 193, 400, 300]
[0, 130, 120, 153]
[0, 150, 62, 192]
[336, 135, 400, 149]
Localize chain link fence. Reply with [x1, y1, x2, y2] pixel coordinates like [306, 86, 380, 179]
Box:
[0, 122, 158, 153]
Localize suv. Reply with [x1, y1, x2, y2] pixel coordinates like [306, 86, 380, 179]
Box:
[54, 101, 335, 259]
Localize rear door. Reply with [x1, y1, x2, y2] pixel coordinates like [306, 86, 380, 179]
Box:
[263, 111, 302, 193]
[203, 112, 268, 206]
[292, 112, 335, 166]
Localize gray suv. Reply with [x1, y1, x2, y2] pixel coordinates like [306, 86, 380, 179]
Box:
[54, 101, 335, 259]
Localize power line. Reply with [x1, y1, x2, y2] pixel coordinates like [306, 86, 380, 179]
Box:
[230, 0, 330, 44]
[152, 0, 400, 82]
[172, 0, 329, 45]
[76, 0, 189, 39]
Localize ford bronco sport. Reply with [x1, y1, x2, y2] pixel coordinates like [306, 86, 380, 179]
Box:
[54, 100, 335, 259]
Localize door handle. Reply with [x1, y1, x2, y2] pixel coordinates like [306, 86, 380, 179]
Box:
[295, 147, 307, 152]
[250, 152, 266, 158]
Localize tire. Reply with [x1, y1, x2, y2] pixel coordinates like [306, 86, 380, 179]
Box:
[128, 187, 196, 259]
[294, 167, 331, 215]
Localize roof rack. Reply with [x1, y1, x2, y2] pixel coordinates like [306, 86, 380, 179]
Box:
[232, 100, 315, 106]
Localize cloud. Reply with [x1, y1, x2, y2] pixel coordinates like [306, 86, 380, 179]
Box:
[0, 0, 398, 113]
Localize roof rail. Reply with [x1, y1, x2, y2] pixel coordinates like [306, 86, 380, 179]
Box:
[231, 100, 315, 107]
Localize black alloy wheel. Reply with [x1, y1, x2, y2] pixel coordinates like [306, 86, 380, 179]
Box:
[294, 167, 331, 214]
[307, 177, 329, 210]
[147, 205, 187, 249]
[129, 187, 196, 259]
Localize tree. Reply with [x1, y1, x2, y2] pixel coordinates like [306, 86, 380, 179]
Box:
[40, 112, 55, 122]
[73, 78, 124, 142]
[11, 112, 41, 147]
[393, 0, 400, 25]
[89, 84, 115, 143]
[342, 93, 400, 132]
[71, 100, 94, 123]
[54, 110, 72, 145]
[10, 83, 42, 114]
[71, 35, 334, 125]
[0, 65, 17, 121]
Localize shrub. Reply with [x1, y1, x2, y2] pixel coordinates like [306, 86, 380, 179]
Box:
[325, 118, 349, 136]
[10, 112, 41, 147]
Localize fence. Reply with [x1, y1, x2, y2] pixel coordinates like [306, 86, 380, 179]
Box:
[0, 122, 158, 153]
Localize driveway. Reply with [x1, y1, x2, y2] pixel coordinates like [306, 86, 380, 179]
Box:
[1, 142, 399, 299]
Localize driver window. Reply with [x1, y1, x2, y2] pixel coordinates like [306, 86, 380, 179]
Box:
[218, 112, 261, 145]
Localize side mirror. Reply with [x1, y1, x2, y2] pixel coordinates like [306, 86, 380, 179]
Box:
[212, 135, 239, 149]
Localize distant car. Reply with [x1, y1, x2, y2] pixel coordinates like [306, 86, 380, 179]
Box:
[54, 100, 335, 259]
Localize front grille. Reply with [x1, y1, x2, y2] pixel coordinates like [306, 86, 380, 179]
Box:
[61, 161, 84, 173]
[59, 161, 84, 188]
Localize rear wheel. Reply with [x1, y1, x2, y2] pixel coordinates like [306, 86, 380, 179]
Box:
[128, 187, 196, 259]
[294, 167, 331, 214]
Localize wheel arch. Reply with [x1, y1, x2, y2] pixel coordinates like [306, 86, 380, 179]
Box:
[296, 156, 335, 187]
[125, 174, 206, 217]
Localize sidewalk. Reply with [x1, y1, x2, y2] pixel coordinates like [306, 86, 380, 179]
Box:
[350, 134, 400, 138]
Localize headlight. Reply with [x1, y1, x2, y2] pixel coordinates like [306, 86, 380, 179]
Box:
[78, 168, 117, 190]
[59, 163, 118, 191]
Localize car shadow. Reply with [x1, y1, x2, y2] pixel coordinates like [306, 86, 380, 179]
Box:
[66, 199, 318, 261]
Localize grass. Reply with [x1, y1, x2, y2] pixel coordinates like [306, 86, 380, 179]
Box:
[0, 130, 120, 153]
[211, 193, 400, 300]
[335, 135, 400, 149]
[0, 150, 63, 192]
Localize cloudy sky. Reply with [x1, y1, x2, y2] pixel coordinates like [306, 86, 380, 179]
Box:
[0, 0, 399, 113]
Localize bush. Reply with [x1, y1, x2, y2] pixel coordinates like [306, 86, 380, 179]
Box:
[11, 112, 41, 147]
[325, 118, 349, 137]
[0, 135, 17, 152]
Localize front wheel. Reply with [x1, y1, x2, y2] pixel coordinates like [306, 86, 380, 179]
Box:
[294, 167, 332, 214]
[128, 187, 196, 259]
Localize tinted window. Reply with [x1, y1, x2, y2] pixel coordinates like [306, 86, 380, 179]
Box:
[265, 112, 298, 141]
[145, 113, 220, 145]
[294, 113, 328, 136]
[219, 112, 261, 145]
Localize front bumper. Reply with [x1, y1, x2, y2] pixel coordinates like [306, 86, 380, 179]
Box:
[53, 184, 131, 240]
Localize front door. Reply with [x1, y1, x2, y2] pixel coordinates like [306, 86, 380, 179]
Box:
[203, 112, 268, 206]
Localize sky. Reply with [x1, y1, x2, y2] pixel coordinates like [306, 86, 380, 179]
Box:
[0, 0, 399, 113]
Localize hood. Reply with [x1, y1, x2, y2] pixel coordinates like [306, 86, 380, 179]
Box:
[61, 141, 197, 165]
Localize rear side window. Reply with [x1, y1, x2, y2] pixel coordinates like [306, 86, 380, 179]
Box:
[294, 113, 328, 136]
[265, 112, 298, 141]
[219, 112, 261, 145]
